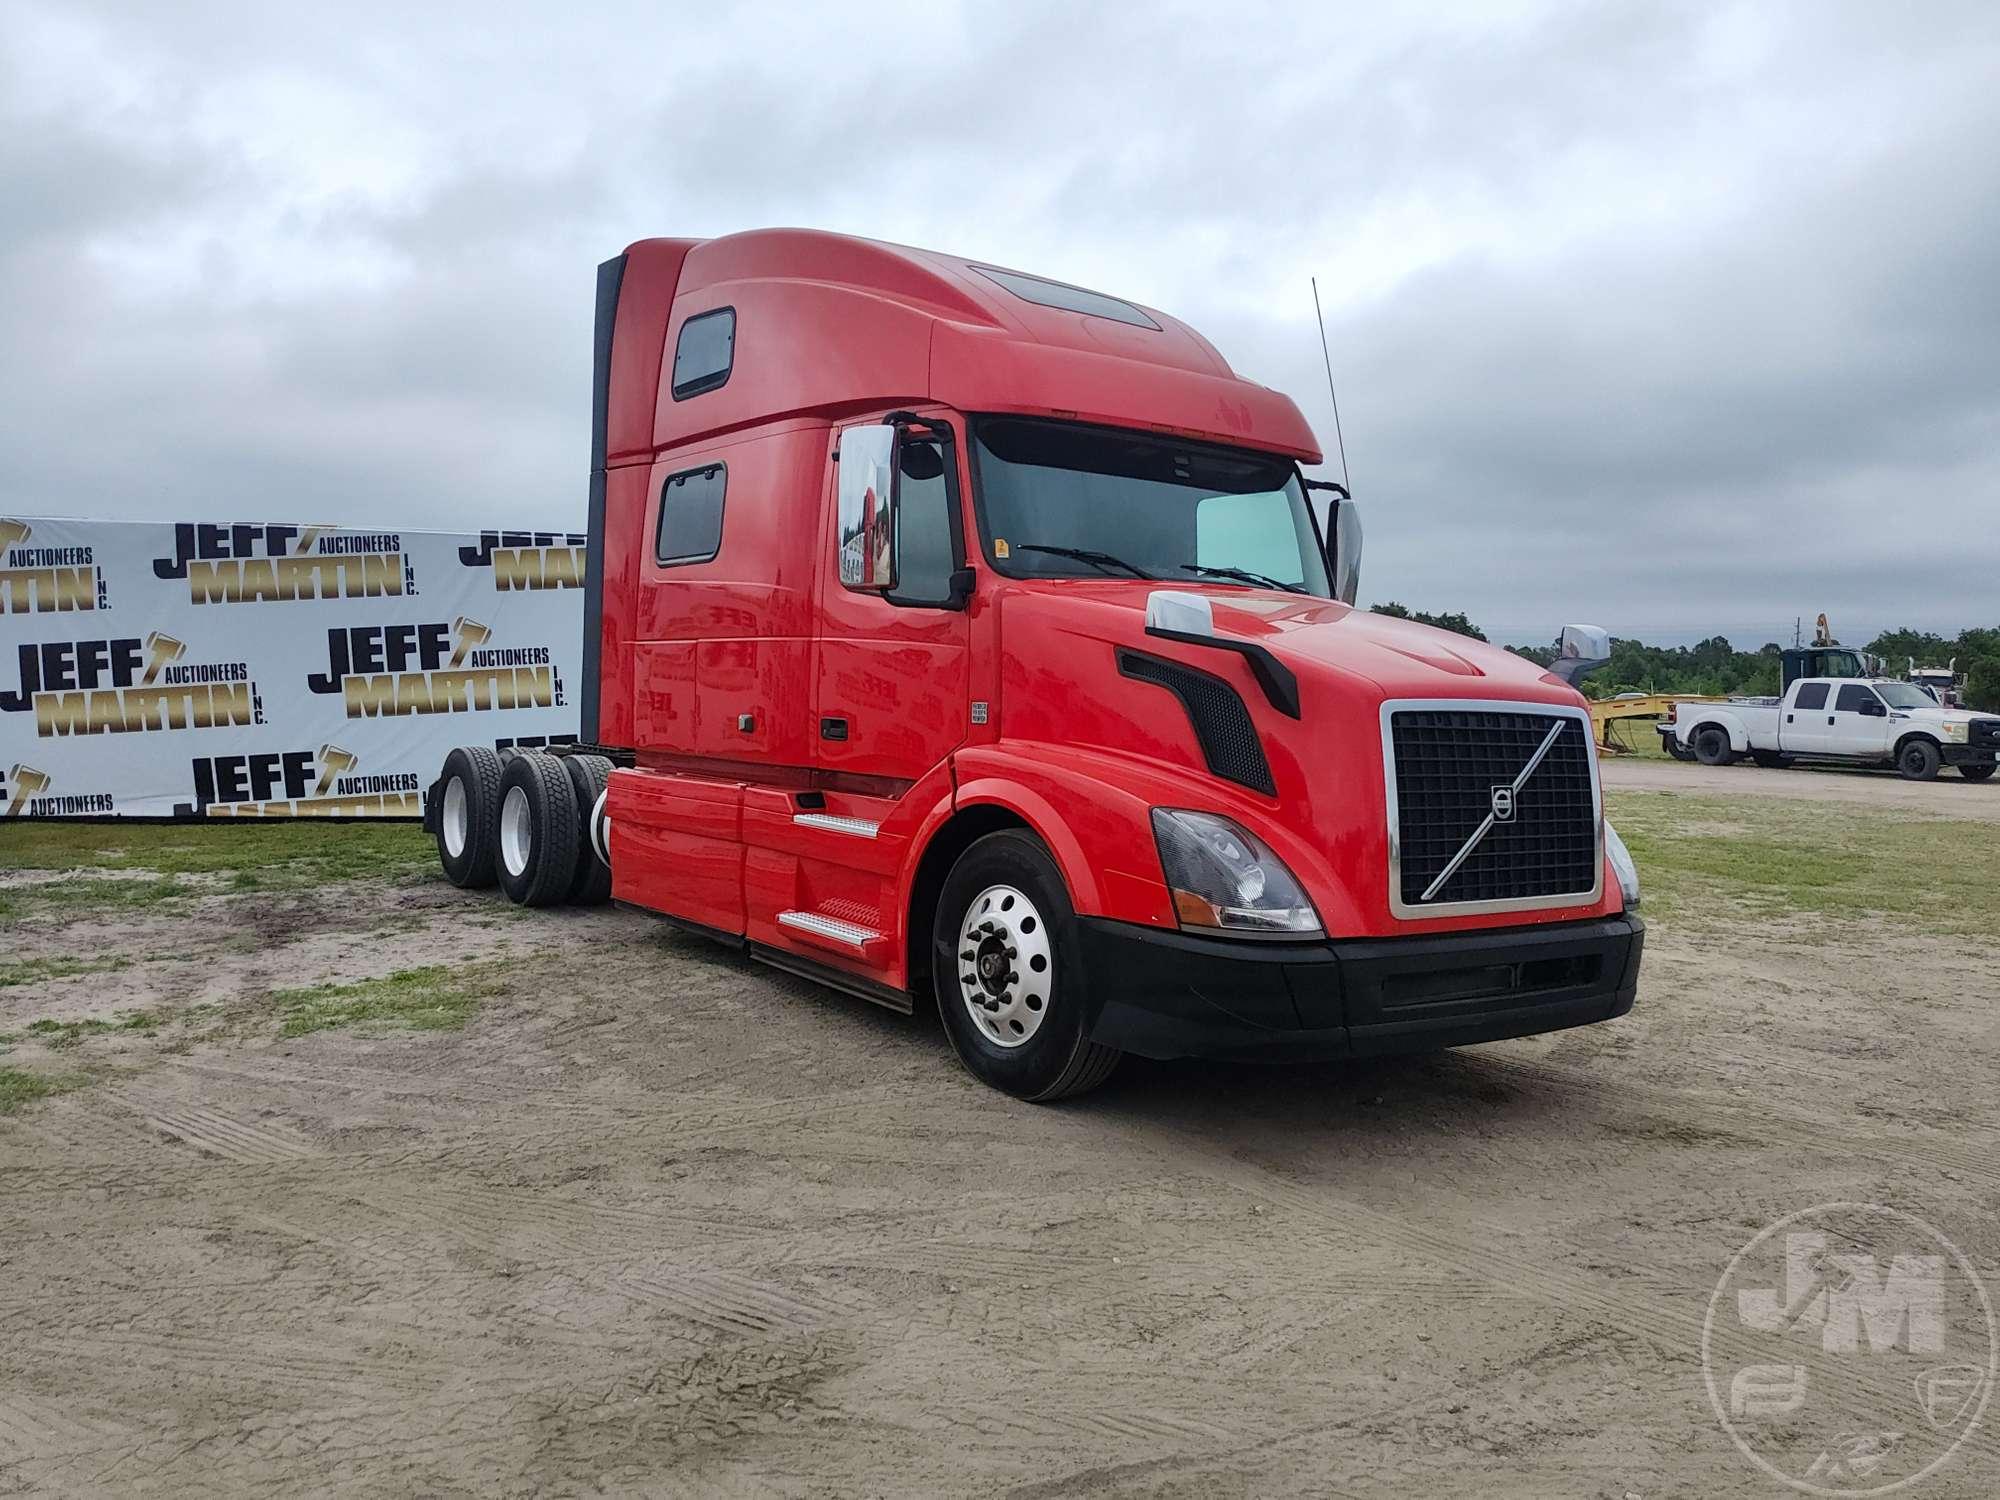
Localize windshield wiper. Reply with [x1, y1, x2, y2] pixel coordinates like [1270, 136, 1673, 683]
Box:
[1180, 564, 1306, 594]
[1015, 544, 1155, 580]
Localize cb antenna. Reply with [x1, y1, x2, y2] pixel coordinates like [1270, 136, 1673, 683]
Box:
[1311, 276, 1351, 494]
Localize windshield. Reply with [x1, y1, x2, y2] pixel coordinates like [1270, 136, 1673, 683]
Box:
[1876, 682, 1937, 709]
[969, 417, 1330, 597]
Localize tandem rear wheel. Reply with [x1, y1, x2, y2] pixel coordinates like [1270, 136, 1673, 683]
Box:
[433, 748, 612, 907]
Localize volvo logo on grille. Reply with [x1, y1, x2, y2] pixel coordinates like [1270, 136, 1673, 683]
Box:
[1490, 785, 1516, 822]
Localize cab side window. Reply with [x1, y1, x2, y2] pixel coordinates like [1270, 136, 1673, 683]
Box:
[1835, 684, 1878, 713]
[1794, 683, 1829, 710]
[887, 438, 959, 606]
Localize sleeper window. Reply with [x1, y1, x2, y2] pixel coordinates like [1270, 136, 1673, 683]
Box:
[671, 309, 735, 400]
[656, 464, 725, 565]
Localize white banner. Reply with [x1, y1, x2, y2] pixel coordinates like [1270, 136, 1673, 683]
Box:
[0, 516, 584, 819]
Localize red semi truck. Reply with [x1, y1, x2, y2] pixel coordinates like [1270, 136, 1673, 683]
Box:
[427, 229, 1644, 1101]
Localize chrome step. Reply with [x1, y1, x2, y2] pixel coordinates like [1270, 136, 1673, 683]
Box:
[776, 910, 880, 949]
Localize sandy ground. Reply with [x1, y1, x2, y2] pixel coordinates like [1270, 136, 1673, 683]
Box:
[3, 827, 1998, 1497]
[1603, 752, 2000, 818]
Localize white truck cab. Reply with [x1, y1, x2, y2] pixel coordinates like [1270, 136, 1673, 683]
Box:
[1670, 677, 2000, 782]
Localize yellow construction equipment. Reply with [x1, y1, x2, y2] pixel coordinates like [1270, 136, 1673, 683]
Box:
[1589, 694, 1729, 754]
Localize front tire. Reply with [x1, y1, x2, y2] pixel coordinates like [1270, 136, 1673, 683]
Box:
[1958, 762, 1993, 782]
[1751, 750, 1794, 769]
[495, 752, 581, 906]
[1897, 738, 1942, 781]
[1694, 727, 1734, 766]
[435, 746, 504, 889]
[931, 831, 1120, 1102]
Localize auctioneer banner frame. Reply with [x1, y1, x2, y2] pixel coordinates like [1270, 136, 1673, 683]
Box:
[0, 517, 584, 819]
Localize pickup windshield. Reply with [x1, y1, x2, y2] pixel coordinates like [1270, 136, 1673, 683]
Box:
[970, 417, 1330, 597]
[1876, 682, 1937, 709]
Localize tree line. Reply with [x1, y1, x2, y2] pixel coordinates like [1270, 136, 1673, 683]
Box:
[1370, 604, 2000, 710]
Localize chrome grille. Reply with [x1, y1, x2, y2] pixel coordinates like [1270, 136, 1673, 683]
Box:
[1383, 703, 1600, 917]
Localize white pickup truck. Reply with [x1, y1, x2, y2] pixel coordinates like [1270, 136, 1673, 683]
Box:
[1669, 677, 2000, 781]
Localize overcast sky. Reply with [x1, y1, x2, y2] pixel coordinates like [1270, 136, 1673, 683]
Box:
[4, 0, 1996, 647]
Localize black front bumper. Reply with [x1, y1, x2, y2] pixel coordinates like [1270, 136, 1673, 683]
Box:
[1077, 913, 1643, 1063]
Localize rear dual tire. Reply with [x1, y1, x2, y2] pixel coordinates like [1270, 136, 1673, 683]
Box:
[496, 753, 580, 906]
[560, 755, 614, 904]
[1693, 727, 1735, 766]
[435, 746, 505, 888]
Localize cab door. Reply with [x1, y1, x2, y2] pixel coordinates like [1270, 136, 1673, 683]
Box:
[1783, 681, 1832, 754]
[812, 419, 971, 788]
[756, 419, 970, 979]
[1828, 682, 1893, 756]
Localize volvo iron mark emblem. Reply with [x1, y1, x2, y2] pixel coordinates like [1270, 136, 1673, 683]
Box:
[1490, 785, 1516, 823]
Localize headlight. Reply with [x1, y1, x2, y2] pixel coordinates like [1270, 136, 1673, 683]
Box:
[1150, 808, 1323, 938]
[1604, 820, 1641, 909]
[1943, 722, 1968, 742]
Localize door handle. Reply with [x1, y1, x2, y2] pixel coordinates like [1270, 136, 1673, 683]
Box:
[1827, 716, 1835, 725]
[820, 717, 849, 742]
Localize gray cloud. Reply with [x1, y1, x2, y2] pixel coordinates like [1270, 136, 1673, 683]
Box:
[3, 0, 1996, 647]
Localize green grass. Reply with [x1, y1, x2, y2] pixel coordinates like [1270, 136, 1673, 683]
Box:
[0, 821, 433, 918]
[1606, 788, 2000, 938]
[271, 964, 502, 1038]
[0, 955, 132, 988]
[0, 1066, 88, 1114]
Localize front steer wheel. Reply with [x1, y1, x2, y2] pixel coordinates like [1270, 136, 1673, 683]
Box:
[931, 831, 1120, 1103]
[495, 752, 581, 906]
[1957, 762, 1993, 782]
[1897, 739, 1942, 781]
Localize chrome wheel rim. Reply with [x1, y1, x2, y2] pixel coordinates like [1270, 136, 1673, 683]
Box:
[499, 784, 532, 878]
[956, 883, 1052, 1049]
[442, 776, 468, 858]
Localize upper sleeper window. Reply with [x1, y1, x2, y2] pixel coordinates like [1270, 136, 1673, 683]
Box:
[971, 266, 1161, 330]
[672, 308, 736, 400]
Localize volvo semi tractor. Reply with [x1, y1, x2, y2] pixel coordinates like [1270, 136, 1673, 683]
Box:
[426, 229, 1645, 1101]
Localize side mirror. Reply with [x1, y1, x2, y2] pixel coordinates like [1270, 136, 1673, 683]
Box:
[1330, 498, 1363, 605]
[1863, 699, 1887, 717]
[1548, 623, 1612, 686]
[838, 424, 898, 592]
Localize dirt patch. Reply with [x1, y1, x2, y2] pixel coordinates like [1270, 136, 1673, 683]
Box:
[2, 826, 1997, 1495]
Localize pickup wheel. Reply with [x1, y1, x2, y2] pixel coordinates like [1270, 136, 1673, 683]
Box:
[1693, 727, 1735, 766]
[932, 831, 1120, 1103]
[560, 755, 615, 904]
[495, 752, 581, 906]
[1751, 751, 1794, 769]
[1961, 764, 1995, 782]
[435, 746, 505, 889]
[1896, 738, 1942, 781]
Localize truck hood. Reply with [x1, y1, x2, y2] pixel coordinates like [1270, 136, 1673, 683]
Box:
[1002, 580, 1574, 704]
[1902, 707, 1999, 728]
[992, 579, 1610, 937]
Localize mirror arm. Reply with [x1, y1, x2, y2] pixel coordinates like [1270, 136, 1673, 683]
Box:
[1302, 478, 1351, 500]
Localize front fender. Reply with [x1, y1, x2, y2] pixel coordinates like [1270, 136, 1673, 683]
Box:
[952, 742, 1371, 935]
